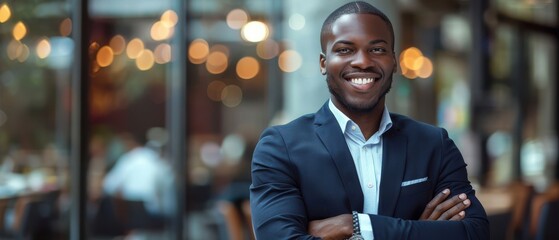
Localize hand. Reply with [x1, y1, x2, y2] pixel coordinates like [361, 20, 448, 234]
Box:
[419, 189, 471, 221]
[308, 214, 353, 240]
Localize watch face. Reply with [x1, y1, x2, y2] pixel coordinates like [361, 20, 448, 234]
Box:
[349, 235, 365, 240]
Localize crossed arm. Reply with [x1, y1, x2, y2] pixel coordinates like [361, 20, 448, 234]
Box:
[308, 189, 472, 239]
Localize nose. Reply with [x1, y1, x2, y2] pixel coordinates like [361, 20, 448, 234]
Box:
[350, 50, 374, 69]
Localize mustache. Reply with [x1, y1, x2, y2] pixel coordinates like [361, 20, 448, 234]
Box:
[341, 68, 382, 77]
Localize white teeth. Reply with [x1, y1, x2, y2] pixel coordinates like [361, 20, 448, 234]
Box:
[350, 78, 375, 85]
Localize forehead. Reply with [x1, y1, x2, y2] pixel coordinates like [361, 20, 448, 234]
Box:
[329, 13, 391, 44]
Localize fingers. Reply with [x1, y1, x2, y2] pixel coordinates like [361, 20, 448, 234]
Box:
[419, 188, 450, 220]
[449, 211, 466, 221]
[430, 193, 471, 220]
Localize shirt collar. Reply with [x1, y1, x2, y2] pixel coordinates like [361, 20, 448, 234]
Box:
[328, 99, 393, 137]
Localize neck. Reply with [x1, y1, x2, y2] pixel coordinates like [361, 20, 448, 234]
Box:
[334, 98, 385, 140]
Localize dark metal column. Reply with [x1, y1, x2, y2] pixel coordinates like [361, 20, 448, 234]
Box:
[168, 0, 188, 238]
[555, 2, 559, 181]
[470, 0, 490, 186]
[70, 0, 89, 238]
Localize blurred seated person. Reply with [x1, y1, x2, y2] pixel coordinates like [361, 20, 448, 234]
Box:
[102, 130, 175, 219]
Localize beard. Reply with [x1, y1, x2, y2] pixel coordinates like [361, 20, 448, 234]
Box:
[326, 73, 392, 113]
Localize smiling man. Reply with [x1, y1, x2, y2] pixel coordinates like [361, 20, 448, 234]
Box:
[250, 1, 489, 239]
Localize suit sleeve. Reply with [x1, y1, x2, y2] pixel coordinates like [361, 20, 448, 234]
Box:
[369, 128, 489, 240]
[250, 127, 320, 240]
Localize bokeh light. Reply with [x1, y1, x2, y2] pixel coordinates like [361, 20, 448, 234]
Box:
[126, 38, 144, 59]
[160, 10, 178, 28]
[256, 39, 279, 59]
[154, 43, 172, 64]
[36, 38, 51, 59]
[289, 13, 306, 30]
[241, 21, 269, 43]
[0, 3, 11, 23]
[221, 85, 243, 107]
[16, 43, 29, 62]
[136, 49, 155, 71]
[236, 57, 260, 79]
[109, 35, 126, 55]
[96, 46, 114, 67]
[151, 21, 174, 41]
[59, 18, 72, 36]
[7, 40, 21, 60]
[13, 21, 27, 41]
[399, 47, 434, 79]
[206, 51, 228, 74]
[221, 134, 246, 164]
[226, 9, 248, 30]
[188, 38, 209, 64]
[278, 50, 302, 72]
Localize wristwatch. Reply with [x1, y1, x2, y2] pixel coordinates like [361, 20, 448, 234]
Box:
[348, 211, 365, 240]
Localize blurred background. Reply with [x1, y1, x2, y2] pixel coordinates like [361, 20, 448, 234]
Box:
[0, 0, 557, 239]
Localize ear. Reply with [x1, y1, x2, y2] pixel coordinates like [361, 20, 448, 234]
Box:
[319, 53, 326, 75]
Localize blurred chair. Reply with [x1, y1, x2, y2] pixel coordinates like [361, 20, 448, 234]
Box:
[529, 183, 559, 240]
[507, 182, 535, 240]
[534, 198, 559, 240]
[91, 195, 166, 238]
[216, 200, 254, 240]
[0, 190, 60, 239]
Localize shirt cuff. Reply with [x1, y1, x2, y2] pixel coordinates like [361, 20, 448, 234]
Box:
[358, 213, 374, 240]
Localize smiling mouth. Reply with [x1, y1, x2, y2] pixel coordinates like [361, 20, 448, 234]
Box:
[348, 77, 376, 85]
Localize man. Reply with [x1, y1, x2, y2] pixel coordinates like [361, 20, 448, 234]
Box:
[250, 1, 489, 239]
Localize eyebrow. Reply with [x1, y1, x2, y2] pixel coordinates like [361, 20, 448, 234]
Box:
[332, 39, 389, 46]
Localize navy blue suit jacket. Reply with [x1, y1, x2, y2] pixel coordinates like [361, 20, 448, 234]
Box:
[250, 103, 489, 239]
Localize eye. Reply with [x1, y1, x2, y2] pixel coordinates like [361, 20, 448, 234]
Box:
[335, 48, 352, 54]
[369, 47, 387, 54]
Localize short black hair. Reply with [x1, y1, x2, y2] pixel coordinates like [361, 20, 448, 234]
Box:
[320, 1, 395, 52]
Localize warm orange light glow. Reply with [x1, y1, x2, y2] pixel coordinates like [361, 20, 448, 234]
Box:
[278, 50, 302, 72]
[161, 10, 178, 28]
[89, 42, 100, 55]
[399, 47, 433, 79]
[126, 38, 144, 59]
[136, 49, 155, 71]
[154, 43, 172, 64]
[12, 21, 27, 41]
[401, 66, 418, 79]
[241, 21, 269, 42]
[151, 21, 174, 41]
[59, 18, 72, 36]
[221, 85, 243, 107]
[416, 56, 433, 78]
[96, 46, 114, 67]
[188, 39, 209, 64]
[109, 35, 126, 55]
[401, 47, 423, 70]
[236, 57, 260, 79]
[226, 9, 248, 30]
[206, 51, 228, 74]
[256, 39, 279, 59]
[207, 81, 226, 101]
[36, 38, 51, 59]
[0, 4, 12, 23]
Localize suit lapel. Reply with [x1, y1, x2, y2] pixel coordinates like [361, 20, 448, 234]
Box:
[314, 104, 364, 212]
[378, 125, 407, 216]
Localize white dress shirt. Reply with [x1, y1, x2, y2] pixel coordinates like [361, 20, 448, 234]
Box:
[329, 100, 393, 240]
